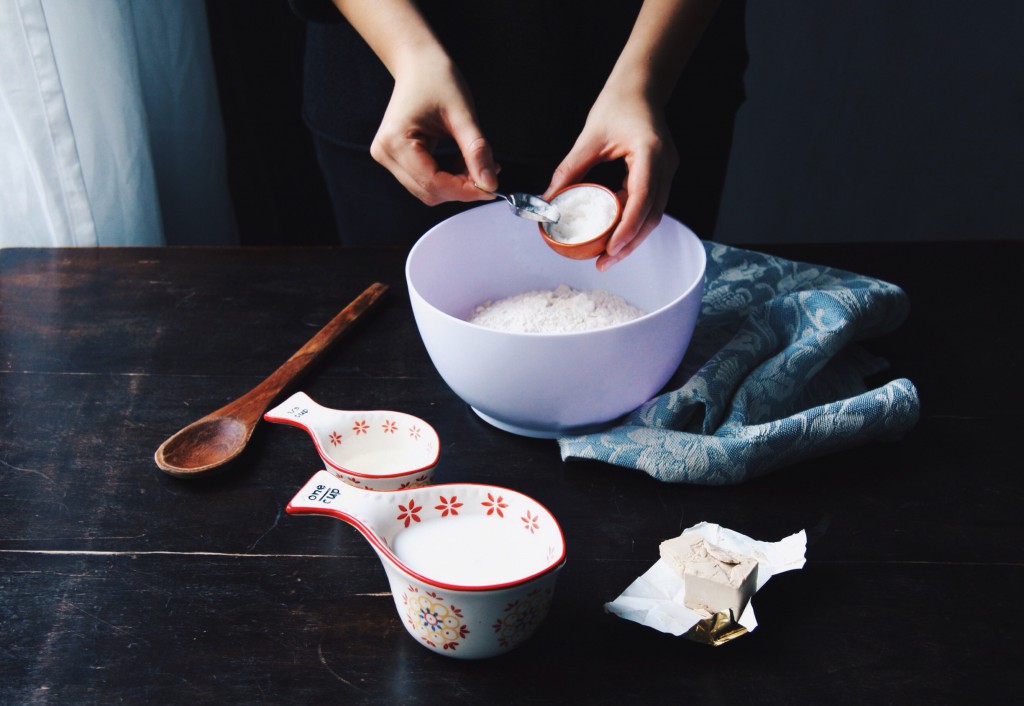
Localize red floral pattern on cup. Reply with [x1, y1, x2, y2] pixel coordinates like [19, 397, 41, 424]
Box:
[397, 501, 422, 527]
[522, 510, 540, 534]
[482, 494, 508, 518]
[435, 495, 463, 517]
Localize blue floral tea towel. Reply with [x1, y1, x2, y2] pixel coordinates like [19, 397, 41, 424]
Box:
[557, 242, 920, 485]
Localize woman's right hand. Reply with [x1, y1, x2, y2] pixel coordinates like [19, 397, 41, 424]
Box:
[370, 51, 499, 205]
[331, 0, 499, 205]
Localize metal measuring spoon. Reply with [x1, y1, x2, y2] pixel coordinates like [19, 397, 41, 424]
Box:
[478, 186, 560, 224]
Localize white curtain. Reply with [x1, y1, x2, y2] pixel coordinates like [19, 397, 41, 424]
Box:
[0, 0, 236, 247]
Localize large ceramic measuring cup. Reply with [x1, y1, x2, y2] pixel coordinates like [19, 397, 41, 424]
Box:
[265, 391, 439, 490]
[287, 470, 566, 659]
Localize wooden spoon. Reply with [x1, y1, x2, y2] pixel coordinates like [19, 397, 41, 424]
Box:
[154, 282, 389, 477]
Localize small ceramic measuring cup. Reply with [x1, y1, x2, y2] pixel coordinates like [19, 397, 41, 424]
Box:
[288, 470, 566, 659]
[264, 391, 439, 490]
[539, 183, 622, 259]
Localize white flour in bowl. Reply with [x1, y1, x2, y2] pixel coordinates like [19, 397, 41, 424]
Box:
[468, 284, 645, 333]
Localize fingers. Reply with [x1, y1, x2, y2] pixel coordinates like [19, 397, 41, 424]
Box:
[546, 119, 676, 270]
[596, 151, 673, 272]
[595, 215, 659, 271]
[371, 136, 447, 205]
[371, 131, 497, 206]
[543, 137, 603, 201]
[370, 68, 498, 206]
[449, 111, 499, 193]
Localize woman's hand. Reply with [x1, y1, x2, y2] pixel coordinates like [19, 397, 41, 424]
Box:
[545, 0, 721, 271]
[545, 87, 678, 272]
[331, 0, 499, 205]
[371, 51, 499, 205]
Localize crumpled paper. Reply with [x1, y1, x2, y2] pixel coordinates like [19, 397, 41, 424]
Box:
[559, 241, 920, 485]
[605, 522, 807, 645]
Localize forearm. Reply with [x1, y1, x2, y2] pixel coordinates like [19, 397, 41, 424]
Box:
[605, 0, 722, 105]
[330, 0, 449, 77]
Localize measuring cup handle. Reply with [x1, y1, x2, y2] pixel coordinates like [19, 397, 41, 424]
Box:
[285, 469, 388, 548]
[263, 391, 333, 431]
[286, 470, 354, 517]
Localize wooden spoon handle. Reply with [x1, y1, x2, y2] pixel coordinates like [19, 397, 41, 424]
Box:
[222, 282, 389, 422]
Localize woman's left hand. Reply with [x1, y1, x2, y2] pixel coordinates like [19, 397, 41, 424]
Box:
[545, 87, 678, 271]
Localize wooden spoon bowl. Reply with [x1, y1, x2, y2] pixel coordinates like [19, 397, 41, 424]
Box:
[156, 416, 250, 476]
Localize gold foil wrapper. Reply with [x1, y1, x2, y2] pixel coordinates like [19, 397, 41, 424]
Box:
[683, 610, 748, 646]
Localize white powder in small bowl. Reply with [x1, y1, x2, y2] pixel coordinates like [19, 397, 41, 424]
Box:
[545, 186, 618, 244]
[468, 284, 645, 333]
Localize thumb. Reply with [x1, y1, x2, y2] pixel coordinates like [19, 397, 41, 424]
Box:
[449, 111, 498, 191]
[544, 140, 601, 200]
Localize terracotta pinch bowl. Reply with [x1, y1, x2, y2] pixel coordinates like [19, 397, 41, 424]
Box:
[287, 470, 566, 659]
[264, 391, 440, 490]
[539, 183, 622, 259]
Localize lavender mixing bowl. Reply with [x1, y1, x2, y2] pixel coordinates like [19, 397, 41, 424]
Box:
[406, 202, 706, 438]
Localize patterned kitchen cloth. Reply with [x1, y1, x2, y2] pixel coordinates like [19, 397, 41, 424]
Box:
[557, 242, 920, 485]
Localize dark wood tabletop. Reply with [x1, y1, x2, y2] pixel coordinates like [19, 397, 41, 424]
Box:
[1, 242, 1021, 705]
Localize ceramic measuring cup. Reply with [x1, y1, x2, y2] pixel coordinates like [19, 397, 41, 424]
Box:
[264, 391, 439, 490]
[287, 470, 566, 659]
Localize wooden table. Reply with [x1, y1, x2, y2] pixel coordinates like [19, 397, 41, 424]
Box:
[2, 243, 1021, 704]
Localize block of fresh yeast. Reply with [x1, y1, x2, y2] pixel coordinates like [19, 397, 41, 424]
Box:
[659, 532, 759, 618]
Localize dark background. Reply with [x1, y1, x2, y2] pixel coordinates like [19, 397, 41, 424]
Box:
[205, 1, 336, 247]
[205, 1, 1023, 247]
[713, 1, 1024, 244]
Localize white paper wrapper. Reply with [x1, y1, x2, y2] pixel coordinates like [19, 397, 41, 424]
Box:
[605, 522, 807, 642]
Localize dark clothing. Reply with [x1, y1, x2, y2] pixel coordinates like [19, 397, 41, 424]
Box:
[291, 0, 747, 245]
